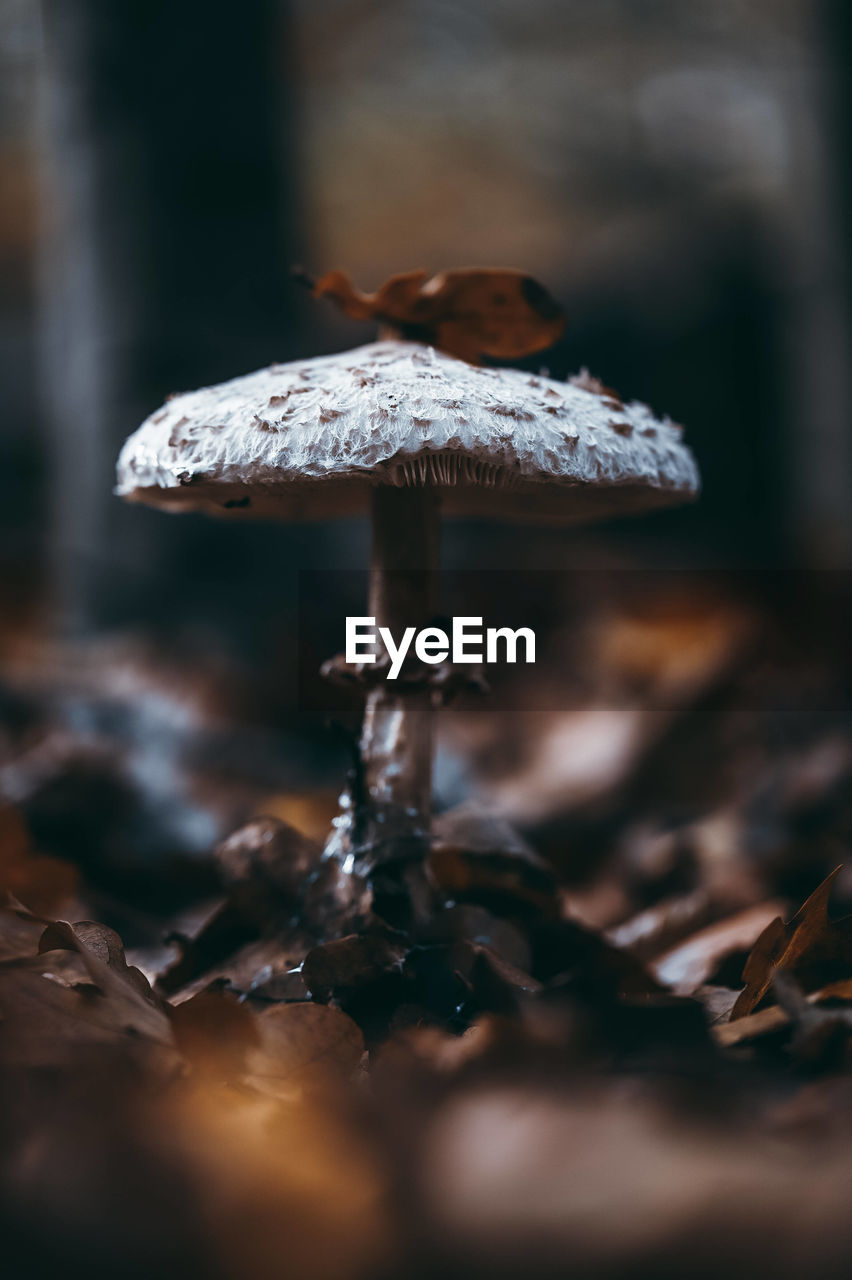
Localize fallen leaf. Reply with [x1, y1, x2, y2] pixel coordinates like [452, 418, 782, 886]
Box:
[730, 869, 852, 1019]
[156, 899, 261, 995]
[311, 267, 564, 363]
[38, 917, 162, 1008]
[0, 910, 176, 1069]
[0, 969, 169, 1067]
[0, 902, 173, 1044]
[606, 889, 715, 961]
[773, 971, 852, 1066]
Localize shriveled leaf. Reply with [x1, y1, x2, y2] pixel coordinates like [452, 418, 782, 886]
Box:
[312, 267, 564, 363]
[39, 918, 161, 1006]
[158, 900, 312, 1001]
[2, 908, 175, 1043]
[730, 869, 852, 1020]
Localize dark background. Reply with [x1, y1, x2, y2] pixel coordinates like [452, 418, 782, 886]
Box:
[2, 0, 852, 838]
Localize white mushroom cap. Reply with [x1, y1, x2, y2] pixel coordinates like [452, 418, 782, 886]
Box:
[116, 340, 699, 523]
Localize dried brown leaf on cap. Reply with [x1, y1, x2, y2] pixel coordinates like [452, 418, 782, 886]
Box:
[311, 266, 565, 364]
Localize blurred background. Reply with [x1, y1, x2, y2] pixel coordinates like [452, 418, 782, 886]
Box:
[7, 9, 852, 1279]
[1, 0, 852, 897]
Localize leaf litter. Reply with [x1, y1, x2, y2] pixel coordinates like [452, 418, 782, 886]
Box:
[2, 577, 852, 1278]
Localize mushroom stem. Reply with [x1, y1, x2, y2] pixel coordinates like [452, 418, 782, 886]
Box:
[360, 484, 440, 841]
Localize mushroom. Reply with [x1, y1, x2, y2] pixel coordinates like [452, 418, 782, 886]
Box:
[115, 269, 699, 872]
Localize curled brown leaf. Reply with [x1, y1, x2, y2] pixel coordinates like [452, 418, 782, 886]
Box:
[311, 267, 565, 364]
[730, 868, 852, 1020]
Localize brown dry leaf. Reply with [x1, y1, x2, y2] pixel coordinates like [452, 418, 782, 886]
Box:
[38, 917, 163, 1006]
[730, 868, 852, 1020]
[245, 1001, 365, 1096]
[312, 266, 564, 363]
[0, 969, 161, 1067]
[0, 903, 174, 1046]
[0, 911, 177, 1068]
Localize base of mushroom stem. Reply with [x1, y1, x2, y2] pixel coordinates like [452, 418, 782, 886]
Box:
[321, 791, 432, 873]
[312, 793, 435, 934]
